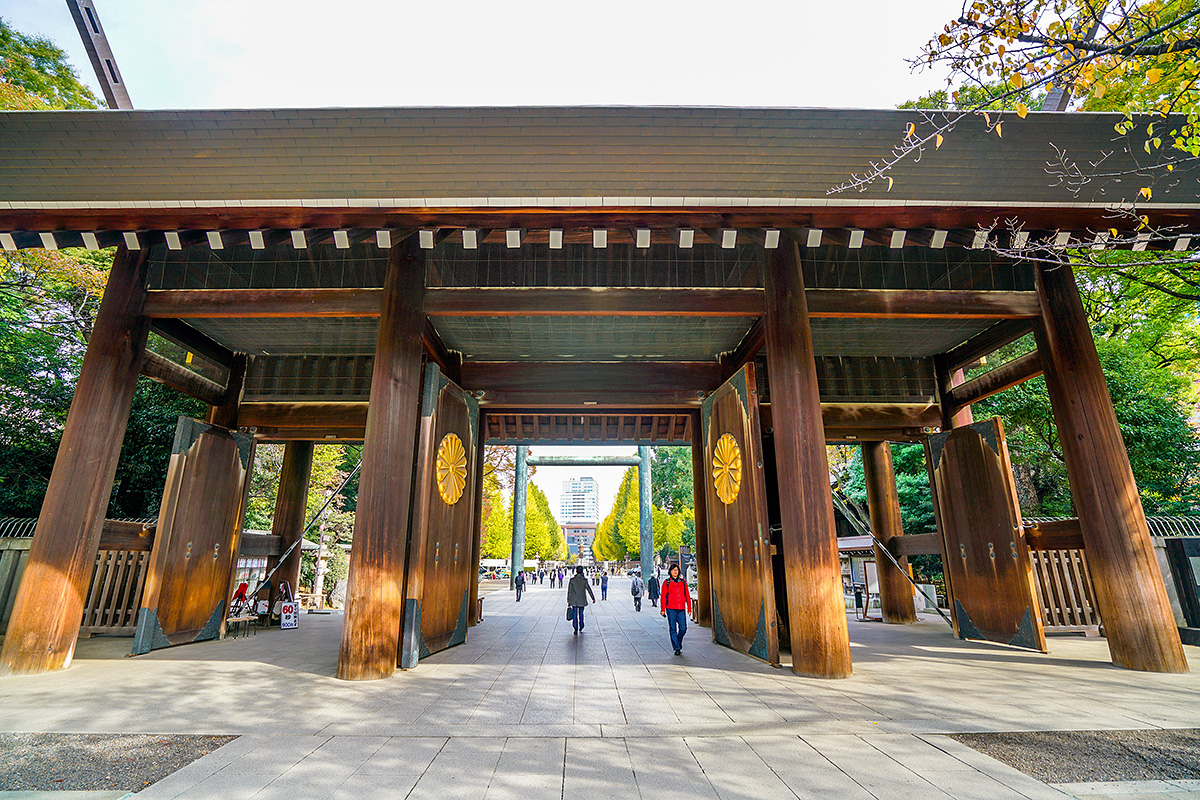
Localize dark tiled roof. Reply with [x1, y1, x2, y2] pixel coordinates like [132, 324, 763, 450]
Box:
[0, 106, 1195, 208]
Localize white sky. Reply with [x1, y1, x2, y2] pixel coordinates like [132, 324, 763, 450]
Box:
[5, 1, 954, 110]
[4, 1, 954, 522]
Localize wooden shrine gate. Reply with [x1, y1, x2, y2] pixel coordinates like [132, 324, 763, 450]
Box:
[700, 364, 780, 665]
[928, 418, 1047, 652]
[400, 364, 480, 668]
[133, 418, 253, 655]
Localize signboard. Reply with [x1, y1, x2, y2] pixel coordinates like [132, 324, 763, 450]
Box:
[280, 600, 298, 630]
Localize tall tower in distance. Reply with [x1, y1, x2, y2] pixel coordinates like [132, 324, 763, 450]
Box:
[560, 477, 599, 564]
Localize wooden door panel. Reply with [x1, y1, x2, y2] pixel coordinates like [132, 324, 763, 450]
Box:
[701, 364, 779, 665]
[400, 364, 479, 668]
[133, 417, 252, 655]
[929, 417, 1046, 652]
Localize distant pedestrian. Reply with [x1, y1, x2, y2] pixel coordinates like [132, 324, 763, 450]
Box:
[567, 566, 596, 635]
[646, 574, 660, 607]
[600, 571, 609, 600]
[660, 564, 692, 655]
[630, 573, 644, 612]
[515, 569, 526, 602]
[558, 570, 564, 587]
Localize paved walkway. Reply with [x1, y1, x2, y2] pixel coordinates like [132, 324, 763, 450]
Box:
[2, 577, 1199, 799]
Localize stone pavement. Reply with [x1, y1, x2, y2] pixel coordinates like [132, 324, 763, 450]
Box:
[1, 576, 1199, 799]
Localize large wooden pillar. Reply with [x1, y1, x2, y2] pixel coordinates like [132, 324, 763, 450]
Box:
[207, 353, 248, 429]
[0, 246, 150, 674]
[935, 359, 975, 430]
[1034, 263, 1188, 673]
[337, 242, 426, 681]
[691, 413, 712, 626]
[861, 442, 917, 624]
[271, 441, 314, 606]
[510, 445, 528, 588]
[763, 241, 852, 678]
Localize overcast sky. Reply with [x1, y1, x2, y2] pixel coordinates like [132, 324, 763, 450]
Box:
[6, 1, 954, 110]
[4, 0, 956, 520]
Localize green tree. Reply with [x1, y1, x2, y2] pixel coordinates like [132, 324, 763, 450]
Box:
[650, 446, 693, 513]
[0, 17, 101, 110]
[593, 468, 638, 560]
[481, 486, 512, 559]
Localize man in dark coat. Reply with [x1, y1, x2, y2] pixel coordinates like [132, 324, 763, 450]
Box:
[646, 573, 660, 607]
[566, 566, 596, 635]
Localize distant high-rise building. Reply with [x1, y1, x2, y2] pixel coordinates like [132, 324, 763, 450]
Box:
[560, 476, 598, 522]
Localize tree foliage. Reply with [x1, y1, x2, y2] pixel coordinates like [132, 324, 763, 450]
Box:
[650, 446, 692, 512]
[0, 17, 100, 110]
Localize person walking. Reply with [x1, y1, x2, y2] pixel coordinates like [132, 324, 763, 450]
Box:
[630, 573, 644, 612]
[515, 569, 526, 602]
[566, 566, 595, 635]
[660, 563, 692, 655]
[646, 573, 660, 608]
[600, 571, 609, 601]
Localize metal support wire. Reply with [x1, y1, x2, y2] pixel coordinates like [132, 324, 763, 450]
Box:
[829, 480, 954, 629]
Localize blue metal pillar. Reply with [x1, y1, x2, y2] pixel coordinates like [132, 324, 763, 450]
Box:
[510, 445, 528, 590]
[638, 445, 653, 578]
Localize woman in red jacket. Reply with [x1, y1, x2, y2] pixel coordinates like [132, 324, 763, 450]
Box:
[659, 563, 692, 655]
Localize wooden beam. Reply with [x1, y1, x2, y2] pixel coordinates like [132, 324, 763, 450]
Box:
[148, 319, 234, 368]
[10, 205, 1199, 238]
[461, 361, 721, 407]
[806, 289, 1038, 319]
[1023, 518, 1086, 551]
[338, 241, 427, 681]
[887, 533, 942, 557]
[207, 353, 247, 429]
[942, 318, 1034, 372]
[862, 442, 918, 624]
[761, 402, 941, 431]
[141, 286, 1036, 320]
[423, 318, 461, 385]
[239, 402, 369, 429]
[0, 246, 150, 675]
[763, 240, 852, 678]
[945, 350, 1043, 413]
[720, 316, 765, 382]
[98, 519, 155, 551]
[238, 533, 284, 558]
[140, 351, 226, 405]
[1034, 261, 1188, 673]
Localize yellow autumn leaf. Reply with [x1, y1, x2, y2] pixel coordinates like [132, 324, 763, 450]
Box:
[935, 134, 944, 149]
[886, 176, 894, 191]
[995, 122, 1003, 137]
[982, 111, 991, 126]
[905, 122, 916, 139]
[1016, 103, 1028, 119]
[1139, 187, 1152, 200]
[1167, 164, 1175, 171]
[1109, 228, 1119, 238]
[1009, 73, 1024, 89]
[1147, 68, 1164, 84]
[1094, 84, 1107, 99]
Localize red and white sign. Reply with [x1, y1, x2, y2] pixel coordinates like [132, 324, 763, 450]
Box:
[280, 601, 298, 630]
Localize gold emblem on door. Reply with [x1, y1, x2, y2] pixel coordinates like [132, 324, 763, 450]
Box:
[436, 433, 467, 505]
[712, 433, 743, 505]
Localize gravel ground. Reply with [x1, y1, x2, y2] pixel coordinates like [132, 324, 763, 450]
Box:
[0, 733, 237, 791]
[952, 729, 1200, 782]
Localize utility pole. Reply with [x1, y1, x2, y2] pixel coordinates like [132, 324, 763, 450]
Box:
[65, 0, 133, 109]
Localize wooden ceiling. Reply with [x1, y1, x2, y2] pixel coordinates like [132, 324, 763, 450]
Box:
[485, 413, 693, 445]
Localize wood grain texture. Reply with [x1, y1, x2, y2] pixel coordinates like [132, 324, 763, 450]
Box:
[861, 442, 917, 624]
[691, 411, 712, 627]
[337, 242, 426, 681]
[206, 353, 247, 429]
[270, 441, 313, 610]
[945, 351, 1042, 413]
[701, 365, 779, 665]
[461, 361, 720, 408]
[140, 351, 225, 405]
[763, 241, 852, 678]
[1034, 262, 1188, 672]
[929, 418, 1047, 652]
[136, 420, 250, 652]
[402, 368, 478, 665]
[0, 246, 150, 675]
